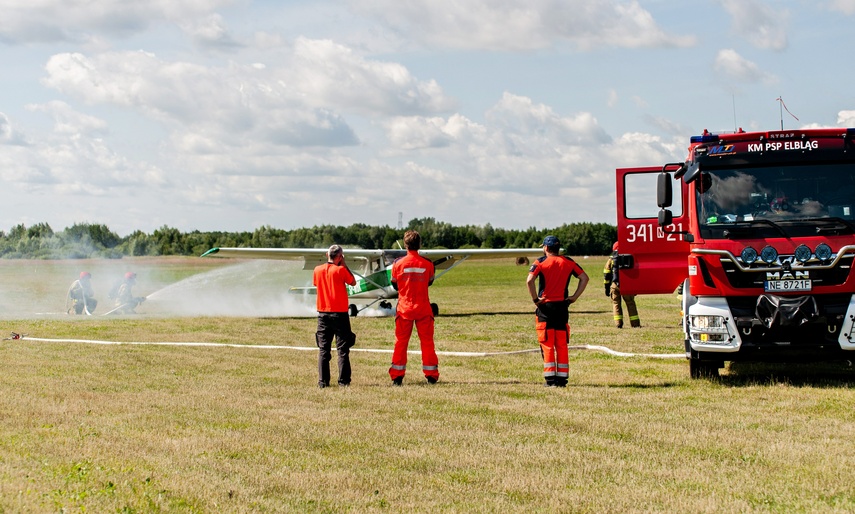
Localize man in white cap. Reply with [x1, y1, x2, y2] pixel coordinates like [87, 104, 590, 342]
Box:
[312, 244, 357, 388]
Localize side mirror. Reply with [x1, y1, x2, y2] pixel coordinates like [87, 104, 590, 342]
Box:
[657, 172, 672, 208]
[658, 209, 673, 227]
[682, 161, 701, 184]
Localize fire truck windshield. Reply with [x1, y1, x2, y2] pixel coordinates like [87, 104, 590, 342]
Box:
[697, 163, 855, 239]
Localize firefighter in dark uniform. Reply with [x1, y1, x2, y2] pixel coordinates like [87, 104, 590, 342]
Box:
[66, 271, 97, 315]
[604, 241, 640, 328]
[112, 272, 146, 314]
[313, 244, 357, 388]
[526, 235, 589, 387]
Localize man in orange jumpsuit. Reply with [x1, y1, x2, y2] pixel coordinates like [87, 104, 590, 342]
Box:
[313, 244, 357, 388]
[389, 230, 439, 386]
[526, 235, 589, 387]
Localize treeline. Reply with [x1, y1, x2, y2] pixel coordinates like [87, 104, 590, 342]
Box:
[0, 218, 617, 259]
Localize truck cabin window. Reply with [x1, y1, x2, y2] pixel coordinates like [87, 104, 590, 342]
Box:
[697, 164, 855, 238]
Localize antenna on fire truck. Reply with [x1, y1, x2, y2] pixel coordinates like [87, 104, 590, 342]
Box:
[732, 94, 737, 132]
[775, 96, 799, 130]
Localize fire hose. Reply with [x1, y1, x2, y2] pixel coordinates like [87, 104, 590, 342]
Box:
[5, 333, 684, 358]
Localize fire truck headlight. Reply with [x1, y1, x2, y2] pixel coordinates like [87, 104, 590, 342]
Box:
[815, 243, 833, 261]
[794, 244, 812, 263]
[760, 245, 778, 264]
[689, 315, 732, 345]
[740, 246, 758, 265]
[691, 315, 725, 330]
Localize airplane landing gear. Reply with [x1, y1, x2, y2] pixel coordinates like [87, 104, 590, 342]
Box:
[431, 303, 439, 316]
[380, 301, 392, 310]
[349, 304, 358, 317]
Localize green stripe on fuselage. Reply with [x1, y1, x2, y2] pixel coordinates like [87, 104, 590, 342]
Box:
[347, 269, 392, 295]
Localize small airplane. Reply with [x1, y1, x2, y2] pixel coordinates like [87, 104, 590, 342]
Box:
[201, 246, 544, 316]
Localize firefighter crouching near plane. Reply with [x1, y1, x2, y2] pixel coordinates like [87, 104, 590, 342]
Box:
[527, 235, 589, 387]
[313, 244, 357, 388]
[389, 230, 440, 386]
[113, 272, 146, 314]
[66, 271, 97, 315]
[604, 242, 640, 328]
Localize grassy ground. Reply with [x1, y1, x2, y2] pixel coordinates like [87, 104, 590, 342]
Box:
[1, 256, 854, 512]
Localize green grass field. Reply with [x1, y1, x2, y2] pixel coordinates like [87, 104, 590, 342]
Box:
[1, 256, 854, 512]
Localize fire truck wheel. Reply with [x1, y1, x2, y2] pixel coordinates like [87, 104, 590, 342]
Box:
[689, 359, 721, 379]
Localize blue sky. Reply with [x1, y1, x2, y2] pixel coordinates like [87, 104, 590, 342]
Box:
[1, 0, 854, 236]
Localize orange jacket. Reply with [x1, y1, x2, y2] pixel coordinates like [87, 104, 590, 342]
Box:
[392, 250, 435, 319]
[313, 262, 356, 313]
[528, 255, 584, 303]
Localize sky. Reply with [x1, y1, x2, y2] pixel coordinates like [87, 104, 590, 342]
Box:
[2, 0, 855, 237]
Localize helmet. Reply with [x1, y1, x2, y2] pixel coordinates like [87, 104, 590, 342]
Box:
[125, 272, 137, 280]
[79, 271, 91, 279]
[612, 242, 619, 252]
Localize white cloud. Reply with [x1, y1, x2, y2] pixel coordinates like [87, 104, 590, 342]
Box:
[0, 0, 238, 44]
[42, 38, 453, 143]
[713, 48, 777, 84]
[486, 92, 611, 146]
[838, 110, 855, 126]
[0, 112, 28, 146]
[379, 94, 677, 219]
[181, 13, 243, 51]
[607, 89, 619, 108]
[829, 0, 855, 15]
[349, 0, 695, 51]
[718, 0, 789, 51]
[0, 102, 166, 195]
[289, 37, 455, 116]
[386, 116, 457, 150]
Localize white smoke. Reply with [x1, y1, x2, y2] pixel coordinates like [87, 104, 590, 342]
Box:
[143, 260, 317, 317]
[0, 259, 321, 319]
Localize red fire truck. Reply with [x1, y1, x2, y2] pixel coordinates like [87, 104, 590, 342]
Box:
[616, 128, 855, 377]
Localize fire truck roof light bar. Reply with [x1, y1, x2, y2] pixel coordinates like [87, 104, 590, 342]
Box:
[691, 127, 855, 144]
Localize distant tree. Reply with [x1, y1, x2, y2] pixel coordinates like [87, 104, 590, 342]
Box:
[0, 220, 617, 259]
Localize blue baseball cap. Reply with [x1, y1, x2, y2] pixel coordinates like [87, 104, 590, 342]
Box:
[542, 235, 560, 247]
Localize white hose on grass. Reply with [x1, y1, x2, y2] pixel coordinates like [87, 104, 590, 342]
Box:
[14, 336, 684, 359]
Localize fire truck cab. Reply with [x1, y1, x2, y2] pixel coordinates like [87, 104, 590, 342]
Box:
[616, 128, 855, 378]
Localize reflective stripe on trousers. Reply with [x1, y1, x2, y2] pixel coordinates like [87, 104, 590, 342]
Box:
[389, 315, 439, 380]
[536, 319, 570, 378]
[611, 286, 640, 328]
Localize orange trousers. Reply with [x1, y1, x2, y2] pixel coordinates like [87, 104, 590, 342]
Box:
[389, 316, 439, 380]
[536, 319, 570, 384]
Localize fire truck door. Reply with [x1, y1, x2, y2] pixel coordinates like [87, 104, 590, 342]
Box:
[615, 167, 690, 295]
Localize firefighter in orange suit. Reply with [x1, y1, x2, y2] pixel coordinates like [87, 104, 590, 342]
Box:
[389, 230, 439, 386]
[604, 241, 640, 328]
[313, 244, 357, 388]
[526, 235, 589, 387]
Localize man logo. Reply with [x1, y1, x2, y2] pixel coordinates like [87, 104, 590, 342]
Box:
[766, 271, 810, 280]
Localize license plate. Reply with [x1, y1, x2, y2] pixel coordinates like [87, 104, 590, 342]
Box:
[764, 279, 812, 292]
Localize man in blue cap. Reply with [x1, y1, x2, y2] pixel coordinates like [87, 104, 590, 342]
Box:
[526, 235, 589, 387]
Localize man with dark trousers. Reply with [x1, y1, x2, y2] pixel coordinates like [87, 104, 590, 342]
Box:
[313, 244, 357, 388]
[526, 235, 589, 387]
[388, 230, 440, 386]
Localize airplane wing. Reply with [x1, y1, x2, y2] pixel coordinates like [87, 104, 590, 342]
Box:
[201, 246, 543, 269]
[200, 247, 384, 270]
[200, 245, 546, 314]
[418, 248, 542, 265]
